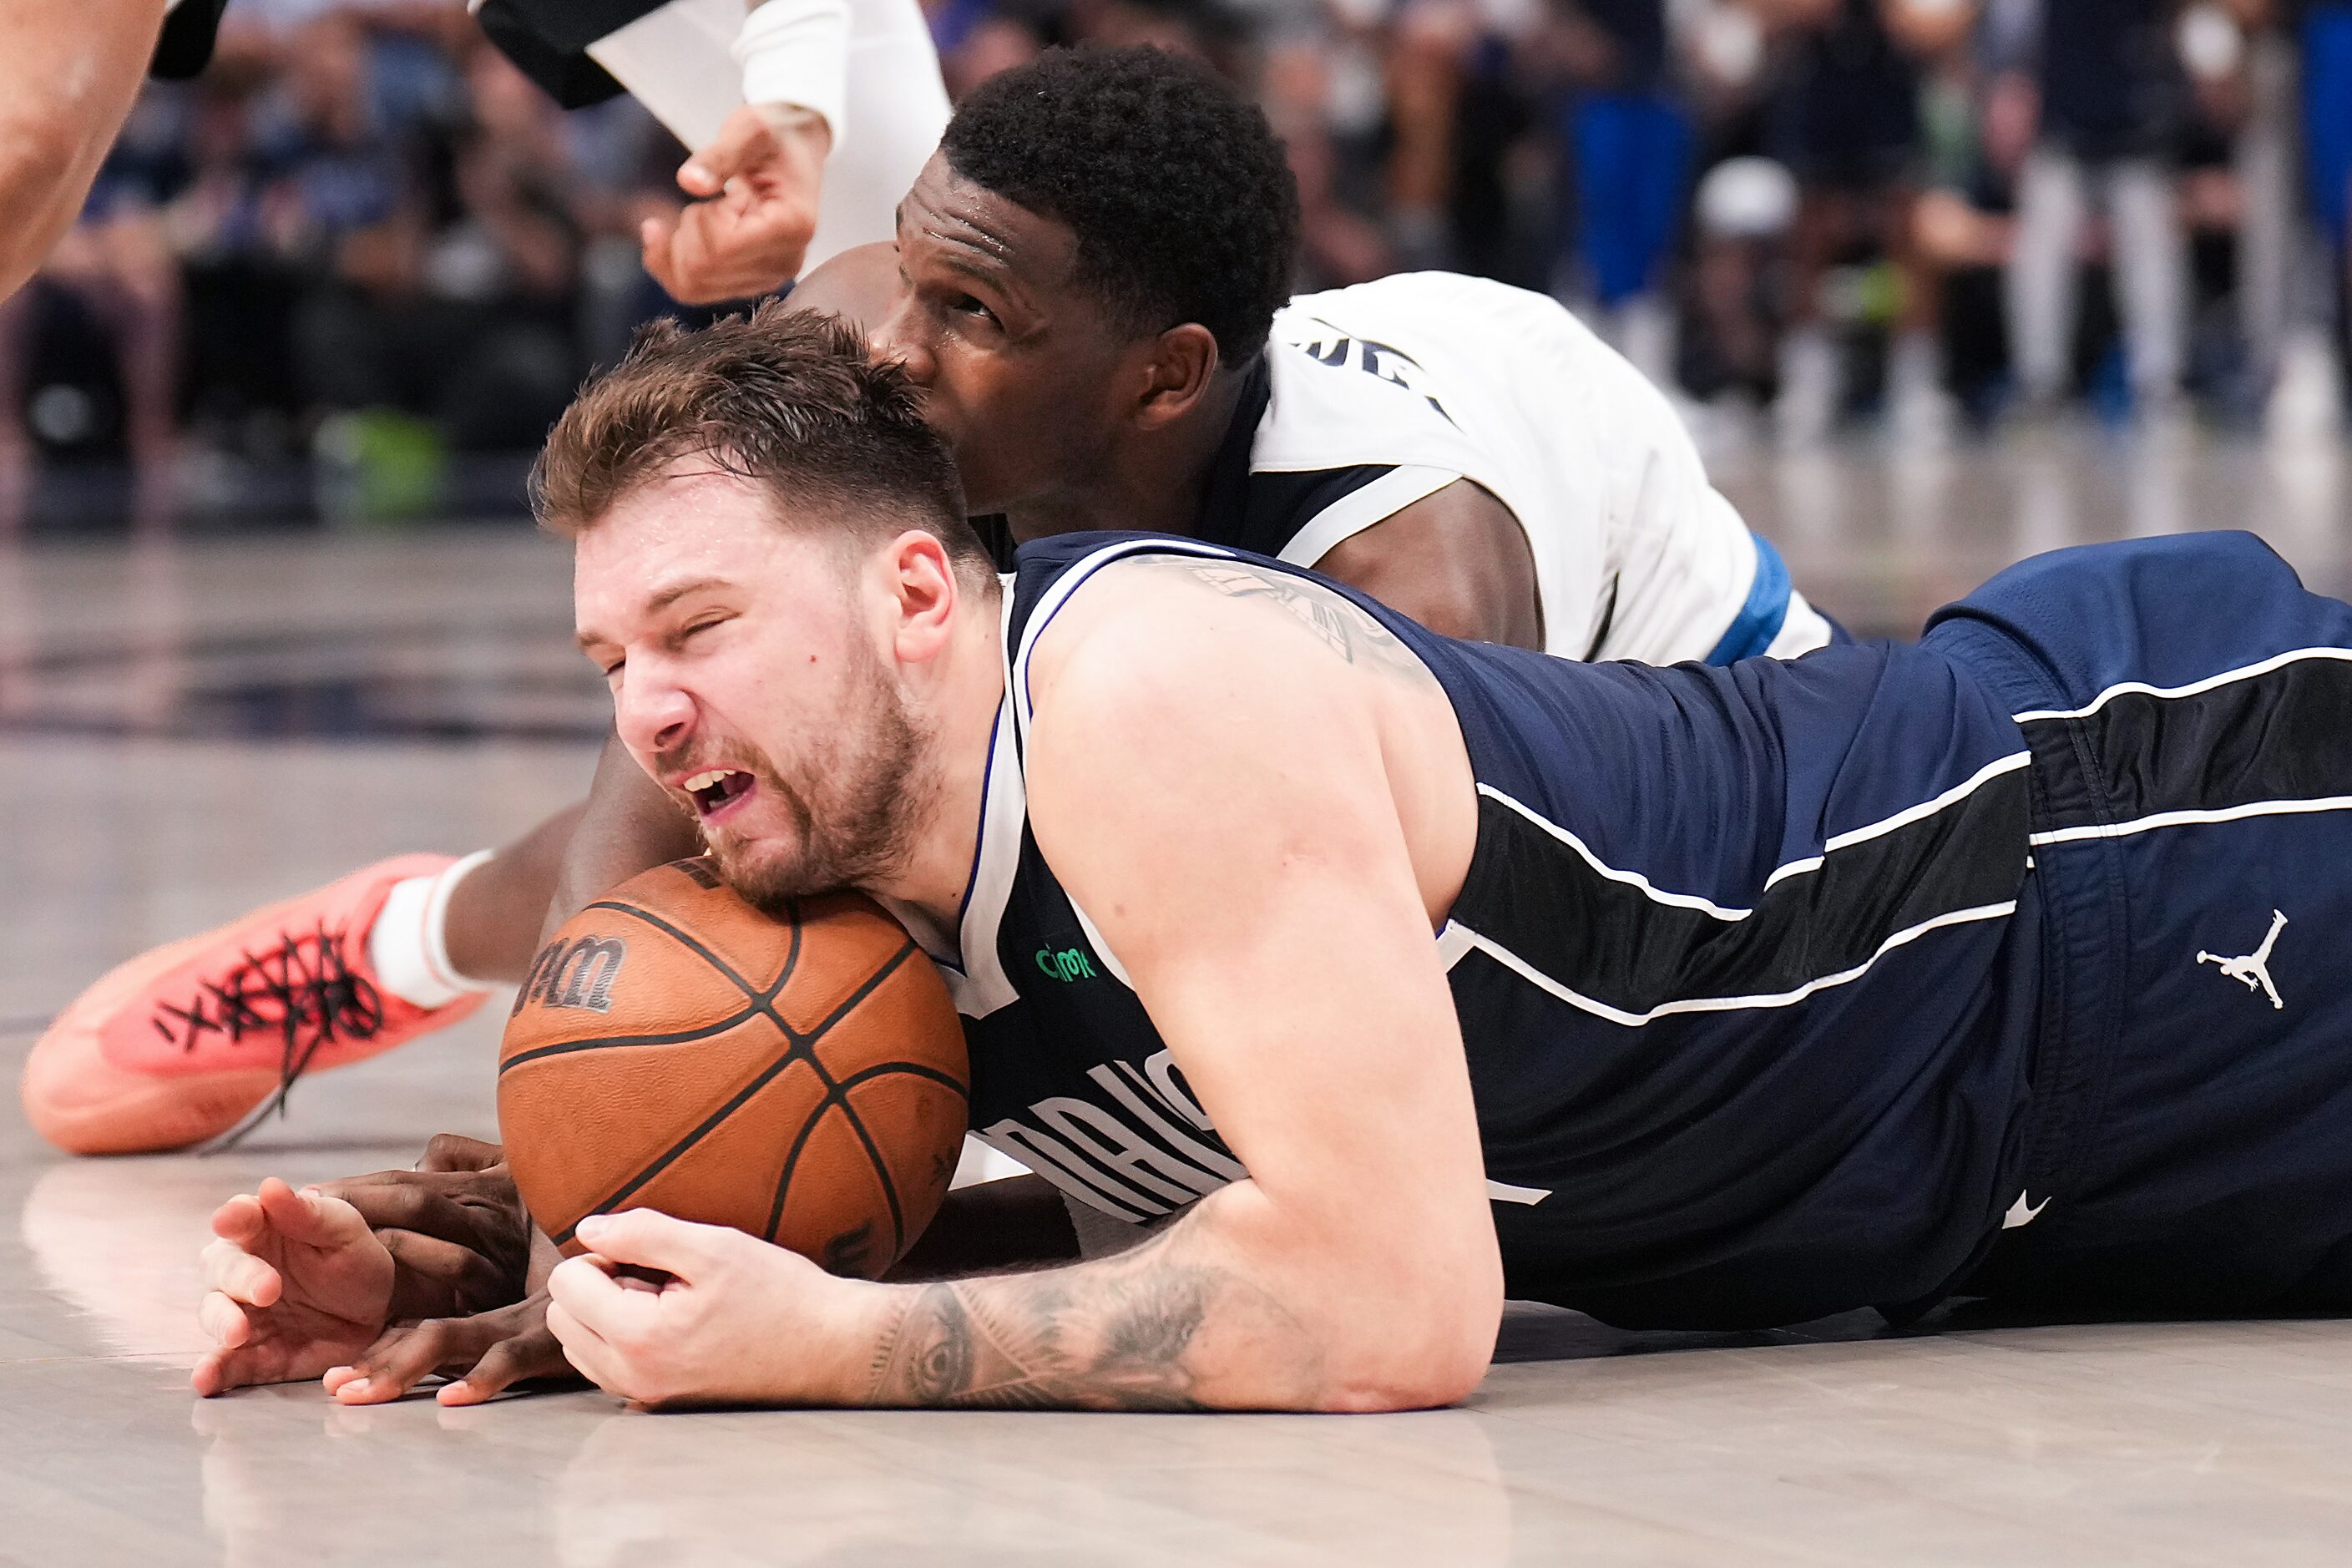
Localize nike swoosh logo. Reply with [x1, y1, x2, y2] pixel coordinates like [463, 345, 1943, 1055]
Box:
[2002, 1191, 2049, 1230]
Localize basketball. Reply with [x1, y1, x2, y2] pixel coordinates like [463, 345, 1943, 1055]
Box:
[496, 857, 969, 1280]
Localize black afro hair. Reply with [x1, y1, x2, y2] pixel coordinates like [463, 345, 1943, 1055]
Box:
[940, 45, 1301, 367]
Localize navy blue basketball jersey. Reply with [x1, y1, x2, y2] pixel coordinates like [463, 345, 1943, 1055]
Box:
[940, 534, 2041, 1329]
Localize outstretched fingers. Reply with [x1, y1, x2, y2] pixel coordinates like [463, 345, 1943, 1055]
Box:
[324, 1318, 469, 1405]
[438, 1318, 572, 1406]
[323, 1297, 573, 1406]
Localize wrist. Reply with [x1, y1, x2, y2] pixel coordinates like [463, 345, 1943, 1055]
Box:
[748, 100, 834, 165]
[817, 1277, 918, 1406]
[733, 0, 849, 152]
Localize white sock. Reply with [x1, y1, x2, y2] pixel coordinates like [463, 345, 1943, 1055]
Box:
[368, 850, 497, 1009]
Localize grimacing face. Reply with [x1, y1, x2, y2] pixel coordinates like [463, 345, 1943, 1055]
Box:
[868, 154, 1142, 517]
[572, 468, 930, 908]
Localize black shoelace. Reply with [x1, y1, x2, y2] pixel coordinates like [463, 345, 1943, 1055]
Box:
[154, 921, 385, 1151]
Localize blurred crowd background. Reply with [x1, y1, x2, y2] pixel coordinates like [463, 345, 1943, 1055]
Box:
[11, 0, 2352, 532]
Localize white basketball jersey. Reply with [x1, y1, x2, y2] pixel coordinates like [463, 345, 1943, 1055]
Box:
[1247, 272, 1828, 665]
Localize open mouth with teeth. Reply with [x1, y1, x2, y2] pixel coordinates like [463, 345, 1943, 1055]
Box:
[682, 767, 756, 822]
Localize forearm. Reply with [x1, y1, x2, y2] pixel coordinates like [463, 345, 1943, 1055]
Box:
[539, 733, 701, 944]
[0, 0, 167, 301]
[861, 1214, 1317, 1410]
[852, 1185, 1486, 1413]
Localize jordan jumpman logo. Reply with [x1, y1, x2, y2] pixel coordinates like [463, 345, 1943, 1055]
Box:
[2198, 910, 2288, 1010]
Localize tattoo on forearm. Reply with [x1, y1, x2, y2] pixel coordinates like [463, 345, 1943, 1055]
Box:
[1161, 561, 1436, 687]
[864, 1231, 1318, 1411]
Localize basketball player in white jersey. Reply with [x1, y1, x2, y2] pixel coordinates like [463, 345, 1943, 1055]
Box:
[26, 51, 1831, 1184]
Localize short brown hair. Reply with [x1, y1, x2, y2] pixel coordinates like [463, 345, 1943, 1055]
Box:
[531, 305, 987, 579]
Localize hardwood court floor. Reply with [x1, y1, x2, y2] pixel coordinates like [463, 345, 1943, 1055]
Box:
[4, 426, 2351, 1565]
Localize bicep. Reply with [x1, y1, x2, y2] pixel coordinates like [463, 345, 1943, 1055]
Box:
[1312, 479, 1544, 650]
[1024, 625, 1490, 1251]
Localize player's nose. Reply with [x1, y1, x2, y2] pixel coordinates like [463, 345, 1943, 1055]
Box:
[869, 301, 935, 387]
[612, 668, 695, 763]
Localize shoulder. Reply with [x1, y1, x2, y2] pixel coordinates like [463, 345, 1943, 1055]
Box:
[1019, 553, 1385, 760]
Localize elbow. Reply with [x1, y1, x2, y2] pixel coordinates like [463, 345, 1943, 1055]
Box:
[1316, 1258, 1503, 1412]
[1326, 1343, 1491, 1413]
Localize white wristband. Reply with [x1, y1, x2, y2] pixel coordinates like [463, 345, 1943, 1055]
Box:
[733, 0, 852, 150]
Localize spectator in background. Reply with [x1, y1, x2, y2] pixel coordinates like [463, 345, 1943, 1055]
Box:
[1674, 0, 1784, 414]
[1260, 0, 1399, 287]
[1553, 0, 1692, 383]
[0, 89, 190, 528]
[1755, 0, 1973, 446]
[2302, 0, 2352, 388]
[2216, 1, 2295, 409]
[424, 45, 589, 448]
[262, 11, 433, 414]
[1908, 0, 2036, 419]
[280, 17, 586, 453]
[2005, 0, 2189, 419]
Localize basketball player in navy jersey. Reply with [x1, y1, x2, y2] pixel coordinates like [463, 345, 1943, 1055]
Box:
[37, 48, 1830, 1161]
[200, 308, 2352, 1413]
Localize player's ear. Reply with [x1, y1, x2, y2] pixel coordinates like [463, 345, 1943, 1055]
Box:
[882, 528, 959, 662]
[1133, 323, 1222, 432]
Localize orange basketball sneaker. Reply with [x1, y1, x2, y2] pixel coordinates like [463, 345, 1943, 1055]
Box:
[21, 855, 487, 1156]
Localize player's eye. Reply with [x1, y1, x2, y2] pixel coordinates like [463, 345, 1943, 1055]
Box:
[953, 295, 997, 326]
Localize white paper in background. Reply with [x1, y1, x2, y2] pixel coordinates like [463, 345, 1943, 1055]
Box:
[587, 0, 748, 153]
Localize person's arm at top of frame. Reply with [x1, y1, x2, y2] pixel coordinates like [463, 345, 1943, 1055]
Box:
[0, 0, 169, 302]
[1313, 479, 1544, 650]
[639, 0, 845, 303]
[540, 551, 1503, 1411]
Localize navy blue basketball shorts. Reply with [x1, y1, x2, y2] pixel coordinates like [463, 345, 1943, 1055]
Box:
[1923, 532, 2352, 1315]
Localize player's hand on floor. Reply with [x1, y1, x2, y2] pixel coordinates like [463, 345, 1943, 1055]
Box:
[321, 1291, 577, 1406]
[545, 1209, 847, 1408]
[319, 1133, 534, 1317]
[192, 1178, 396, 1398]
[640, 103, 830, 304]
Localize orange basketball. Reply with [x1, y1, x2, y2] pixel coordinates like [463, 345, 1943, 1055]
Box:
[496, 857, 969, 1279]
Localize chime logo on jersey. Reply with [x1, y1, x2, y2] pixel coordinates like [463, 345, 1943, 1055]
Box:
[977, 1050, 1247, 1221]
[1034, 944, 1099, 983]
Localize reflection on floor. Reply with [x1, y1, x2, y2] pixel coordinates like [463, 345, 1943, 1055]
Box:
[4, 430, 2351, 1563]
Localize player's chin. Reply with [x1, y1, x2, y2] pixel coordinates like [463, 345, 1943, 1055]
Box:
[705, 834, 825, 915]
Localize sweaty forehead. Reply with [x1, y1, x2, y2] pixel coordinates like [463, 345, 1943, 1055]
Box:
[900, 157, 1079, 292]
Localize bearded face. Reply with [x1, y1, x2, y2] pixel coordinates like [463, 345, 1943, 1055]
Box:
[574, 468, 944, 910]
[671, 630, 935, 911]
